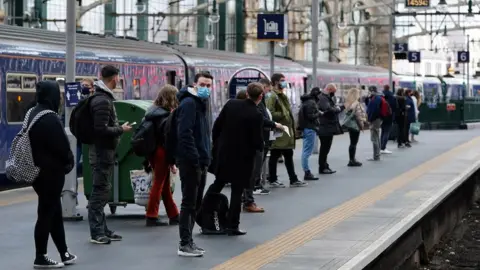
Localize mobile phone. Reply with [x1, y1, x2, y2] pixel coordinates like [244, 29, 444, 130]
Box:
[131, 122, 137, 126]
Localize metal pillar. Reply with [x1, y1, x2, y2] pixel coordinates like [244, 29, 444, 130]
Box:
[197, 0, 207, 48]
[137, 0, 148, 41]
[168, 0, 179, 43]
[312, 0, 320, 155]
[388, 14, 393, 89]
[62, 0, 83, 221]
[269, 41, 275, 76]
[467, 34, 470, 96]
[218, 1, 226, 50]
[330, 0, 339, 62]
[235, 0, 245, 53]
[104, 0, 116, 35]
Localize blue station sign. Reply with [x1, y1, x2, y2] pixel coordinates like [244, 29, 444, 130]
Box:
[257, 14, 288, 41]
[228, 77, 261, 99]
[65, 82, 81, 107]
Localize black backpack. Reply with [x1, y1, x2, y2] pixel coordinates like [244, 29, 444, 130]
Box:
[131, 117, 158, 157]
[70, 94, 97, 144]
[196, 192, 229, 235]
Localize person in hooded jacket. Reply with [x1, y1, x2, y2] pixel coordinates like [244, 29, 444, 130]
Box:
[144, 85, 180, 227]
[380, 85, 397, 154]
[175, 71, 212, 257]
[28, 80, 77, 268]
[88, 65, 132, 245]
[317, 83, 345, 174]
[297, 87, 322, 180]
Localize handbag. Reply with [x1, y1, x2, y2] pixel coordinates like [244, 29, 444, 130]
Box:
[341, 108, 360, 131]
[130, 170, 153, 207]
[410, 121, 421, 135]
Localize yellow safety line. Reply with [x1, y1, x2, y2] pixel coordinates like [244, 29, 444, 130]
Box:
[212, 136, 480, 270]
[0, 184, 84, 207]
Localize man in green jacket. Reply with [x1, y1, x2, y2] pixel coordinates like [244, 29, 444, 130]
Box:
[265, 73, 308, 188]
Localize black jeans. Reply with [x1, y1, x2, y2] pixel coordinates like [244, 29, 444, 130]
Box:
[348, 130, 360, 161]
[396, 119, 408, 145]
[319, 135, 334, 170]
[178, 163, 207, 246]
[206, 180, 243, 229]
[88, 145, 115, 238]
[33, 172, 68, 256]
[268, 149, 298, 183]
[380, 121, 392, 150]
[242, 150, 264, 206]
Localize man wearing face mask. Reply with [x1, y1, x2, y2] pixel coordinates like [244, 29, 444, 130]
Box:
[266, 73, 307, 188]
[175, 71, 213, 257]
[88, 65, 132, 245]
[80, 78, 95, 99]
[317, 83, 345, 174]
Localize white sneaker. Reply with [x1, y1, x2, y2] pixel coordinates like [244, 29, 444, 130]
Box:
[381, 149, 393, 154]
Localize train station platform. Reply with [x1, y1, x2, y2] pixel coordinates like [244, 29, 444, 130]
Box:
[1, 130, 479, 270]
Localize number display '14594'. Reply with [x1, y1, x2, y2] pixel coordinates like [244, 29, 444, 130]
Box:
[406, 0, 430, 7]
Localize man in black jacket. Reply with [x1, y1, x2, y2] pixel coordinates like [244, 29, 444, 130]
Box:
[88, 65, 132, 245]
[176, 71, 212, 257]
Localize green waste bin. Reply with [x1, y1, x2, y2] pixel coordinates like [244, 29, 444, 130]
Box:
[82, 100, 175, 215]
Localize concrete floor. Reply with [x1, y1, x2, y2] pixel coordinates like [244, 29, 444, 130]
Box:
[0, 129, 478, 270]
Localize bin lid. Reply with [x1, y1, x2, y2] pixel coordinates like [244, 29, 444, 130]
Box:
[114, 100, 153, 111]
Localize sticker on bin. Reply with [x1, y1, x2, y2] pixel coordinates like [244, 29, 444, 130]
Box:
[130, 170, 153, 207]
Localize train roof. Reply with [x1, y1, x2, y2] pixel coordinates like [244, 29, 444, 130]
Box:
[0, 24, 183, 65]
[297, 60, 389, 77]
[166, 44, 306, 74]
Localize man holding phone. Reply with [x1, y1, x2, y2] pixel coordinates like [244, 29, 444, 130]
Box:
[88, 65, 132, 245]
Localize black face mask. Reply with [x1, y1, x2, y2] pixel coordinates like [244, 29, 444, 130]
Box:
[329, 92, 335, 97]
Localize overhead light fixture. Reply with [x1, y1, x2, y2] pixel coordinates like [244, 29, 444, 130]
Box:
[465, 13, 475, 24]
[436, 0, 448, 13]
[136, 0, 147, 14]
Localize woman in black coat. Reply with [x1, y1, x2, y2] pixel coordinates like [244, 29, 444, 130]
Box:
[28, 81, 77, 268]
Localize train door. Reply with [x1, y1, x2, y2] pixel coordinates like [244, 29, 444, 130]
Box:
[5, 73, 37, 124]
[132, 78, 141, 100]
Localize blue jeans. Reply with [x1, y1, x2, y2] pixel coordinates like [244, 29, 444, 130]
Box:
[301, 128, 316, 172]
[380, 121, 392, 150]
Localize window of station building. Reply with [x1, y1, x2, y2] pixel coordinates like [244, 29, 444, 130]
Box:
[6, 74, 38, 123]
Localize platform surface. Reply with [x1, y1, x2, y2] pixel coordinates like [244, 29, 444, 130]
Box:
[0, 130, 478, 270]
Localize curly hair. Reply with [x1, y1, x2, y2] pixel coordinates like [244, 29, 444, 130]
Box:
[154, 84, 179, 111]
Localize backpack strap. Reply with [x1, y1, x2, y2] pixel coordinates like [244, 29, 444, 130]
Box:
[26, 110, 56, 133]
[21, 108, 35, 130]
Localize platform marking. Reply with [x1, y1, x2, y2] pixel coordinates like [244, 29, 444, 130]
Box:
[212, 136, 480, 270]
[0, 183, 84, 207]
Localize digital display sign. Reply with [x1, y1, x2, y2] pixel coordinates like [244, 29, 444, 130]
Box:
[405, 0, 430, 8]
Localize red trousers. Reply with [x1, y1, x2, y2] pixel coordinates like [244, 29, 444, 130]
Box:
[146, 147, 179, 219]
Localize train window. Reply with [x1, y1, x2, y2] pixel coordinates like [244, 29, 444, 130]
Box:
[133, 78, 141, 99]
[6, 74, 37, 123]
[7, 74, 22, 89]
[116, 78, 124, 90]
[166, 70, 176, 86]
[23, 76, 37, 89]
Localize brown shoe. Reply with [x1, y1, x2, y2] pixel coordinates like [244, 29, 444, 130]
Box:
[243, 203, 265, 213]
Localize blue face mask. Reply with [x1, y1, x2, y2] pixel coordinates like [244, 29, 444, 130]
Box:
[280, 81, 288, 89]
[81, 87, 91, 95]
[197, 87, 210, 99]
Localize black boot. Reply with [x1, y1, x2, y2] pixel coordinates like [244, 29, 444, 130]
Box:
[348, 146, 362, 167]
[304, 170, 319, 181]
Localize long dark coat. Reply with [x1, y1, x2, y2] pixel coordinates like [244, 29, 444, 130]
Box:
[317, 92, 344, 136]
[210, 99, 264, 189]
